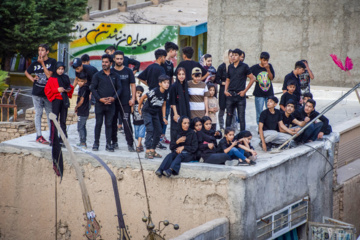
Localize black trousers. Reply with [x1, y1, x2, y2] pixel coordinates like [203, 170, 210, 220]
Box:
[112, 103, 133, 146]
[170, 118, 178, 144]
[157, 151, 194, 175]
[203, 153, 232, 164]
[143, 111, 162, 150]
[51, 99, 68, 140]
[94, 102, 115, 145]
[226, 95, 246, 131]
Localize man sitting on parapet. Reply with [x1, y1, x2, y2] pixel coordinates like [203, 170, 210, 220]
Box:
[293, 99, 332, 142]
[258, 96, 297, 152]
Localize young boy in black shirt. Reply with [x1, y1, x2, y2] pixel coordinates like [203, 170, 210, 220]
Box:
[224, 48, 256, 131]
[280, 81, 298, 112]
[282, 61, 306, 105]
[75, 73, 90, 149]
[138, 49, 167, 90]
[258, 96, 297, 152]
[175, 47, 208, 82]
[138, 75, 170, 159]
[250, 52, 275, 124]
[25, 43, 57, 144]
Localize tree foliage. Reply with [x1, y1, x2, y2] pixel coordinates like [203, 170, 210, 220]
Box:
[0, 0, 87, 59]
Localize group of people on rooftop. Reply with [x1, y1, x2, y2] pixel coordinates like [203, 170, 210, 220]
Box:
[25, 42, 332, 178]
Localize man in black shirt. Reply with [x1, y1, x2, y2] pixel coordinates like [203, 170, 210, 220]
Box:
[280, 81, 299, 112]
[90, 54, 122, 152]
[282, 61, 306, 104]
[250, 52, 275, 124]
[25, 43, 57, 144]
[72, 58, 98, 88]
[105, 46, 140, 74]
[294, 99, 332, 143]
[138, 49, 167, 90]
[175, 47, 209, 81]
[224, 48, 256, 131]
[111, 50, 136, 152]
[258, 96, 296, 152]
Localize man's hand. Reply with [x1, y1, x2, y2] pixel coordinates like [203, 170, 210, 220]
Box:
[263, 62, 270, 69]
[299, 98, 303, 105]
[224, 91, 231, 97]
[304, 61, 309, 69]
[208, 143, 214, 149]
[37, 56, 44, 65]
[304, 117, 310, 123]
[262, 142, 267, 152]
[205, 112, 209, 117]
[232, 141, 238, 147]
[58, 87, 65, 93]
[239, 90, 246, 97]
[100, 98, 108, 104]
[214, 131, 220, 137]
[138, 107, 142, 116]
[129, 99, 135, 107]
[108, 97, 115, 103]
[164, 118, 168, 125]
[318, 132, 324, 139]
[133, 70, 137, 75]
[33, 75, 39, 82]
[250, 150, 257, 156]
[176, 146, 184, 154]
[294, 127, 301, 133]
[173, 114, 180, 122]
[74, 106, 78, 113]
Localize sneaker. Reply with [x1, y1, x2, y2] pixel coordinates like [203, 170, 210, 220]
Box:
[77, 143, 87, 149]
[92, 144, 99, 151]
[118, 126, 124, 133]
[106, 143, 114, 152]
[225, 160, 240, 166]
[113, 142, 119, 150]
[36, 136, 49, 145]
[155, 170, 162, 178]
[161, 136, 171, 144]
[163, 169, 172, 178]
[157, 143, 167, 150]
[128, 145, 136, 152]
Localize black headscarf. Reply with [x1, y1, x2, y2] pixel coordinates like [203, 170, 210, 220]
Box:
[178, 116, 191, 136]
[173, 68, 191, 118]
[53, 61, 70, 108]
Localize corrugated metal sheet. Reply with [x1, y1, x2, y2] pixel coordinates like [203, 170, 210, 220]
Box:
[338, 126, 360, 168]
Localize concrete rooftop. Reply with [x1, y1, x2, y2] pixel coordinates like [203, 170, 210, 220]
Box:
[92, 0, 208, 26]
[2, 83, 357, 181]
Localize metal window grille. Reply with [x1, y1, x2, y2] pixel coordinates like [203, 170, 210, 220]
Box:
[256, 196, 309, 240]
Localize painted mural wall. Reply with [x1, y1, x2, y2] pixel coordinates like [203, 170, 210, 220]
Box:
[69, 21, 178, 78]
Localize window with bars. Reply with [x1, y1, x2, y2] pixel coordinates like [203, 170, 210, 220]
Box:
[256, 196, 309, 240]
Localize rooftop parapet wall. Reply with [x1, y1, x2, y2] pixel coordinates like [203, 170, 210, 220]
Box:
[0, 131, 338, 239]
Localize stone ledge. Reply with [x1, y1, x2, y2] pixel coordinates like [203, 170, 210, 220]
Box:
[170, 217, 229, 240]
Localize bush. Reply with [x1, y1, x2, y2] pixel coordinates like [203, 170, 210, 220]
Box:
[0, 70, 9, 97]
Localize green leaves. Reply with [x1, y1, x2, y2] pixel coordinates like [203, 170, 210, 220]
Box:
[0, 0, 87, 59]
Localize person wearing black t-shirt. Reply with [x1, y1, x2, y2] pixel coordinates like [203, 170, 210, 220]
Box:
[258, 96, 297, 152]
[72, 58, 98, 88]
[224, 48, 256, 131]
[216, 49, 233, 131]
[175, 46, 209, 82]
[161, 42, 179, 144]
[294, 99, 332, 143]
[138, 49, 167, 90]
[90, 54, 122, 152]
[282, 61, 306, 104]
[250, 52, 275, 124]
[280, 81, 299, 112]
[111, 50, 136, 152]
[138, 75, 170, 159]
[75, 74, 90, 148]
[105, 46, 141, 74]
[25, 44, 57, 144]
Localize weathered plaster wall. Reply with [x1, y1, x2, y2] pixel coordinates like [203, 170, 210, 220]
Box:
[0, 149, 230, 240]
[208, 0, 360, 87]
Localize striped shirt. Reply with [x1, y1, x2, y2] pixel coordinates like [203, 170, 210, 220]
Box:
[188, 80, 209, 119]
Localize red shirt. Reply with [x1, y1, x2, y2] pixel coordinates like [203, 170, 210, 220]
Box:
[44, 77, 74, 102]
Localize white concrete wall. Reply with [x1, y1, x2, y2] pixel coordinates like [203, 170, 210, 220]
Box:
[207, 0, 360, 87]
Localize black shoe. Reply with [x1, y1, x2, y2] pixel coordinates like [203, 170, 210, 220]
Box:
[128, 145, 136, 152]
[266, 143, 273, 152]
[163, 169, 172, 178]
[106, 143, 114, 152]
[249, 160, 257, 165]
[157, 143, 167, 150]
[92, 144, 99, 151]
[113, 142, 119, 150]
[155, 170, 162, 178]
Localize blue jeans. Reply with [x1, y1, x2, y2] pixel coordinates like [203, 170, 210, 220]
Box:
[255, 96, 268, 125]
[134, 124, 145, 139]
[297, 122, 323, 143]
[77, 115, 88, 143]
[227, 147, 246, 160]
